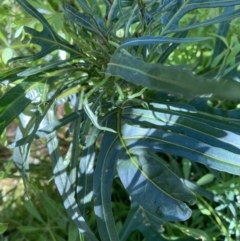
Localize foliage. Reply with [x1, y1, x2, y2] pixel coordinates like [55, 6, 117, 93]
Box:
[1, 0, 240, 240]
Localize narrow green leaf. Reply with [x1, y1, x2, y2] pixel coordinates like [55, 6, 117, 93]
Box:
[38, 192, 68, 230]
[106, 52, 240, 100]
[46, 109, 99, 241]
[120, 121, 240, 175]
[0, 223, 8, 234]
[63, 4, 105, 38]
[167, 8, 240, 34]
[77, 126, 100, 218]
[76, 0, 92, 13]
[17, 226, 43, 233]
[111, 10, 133, 34]
[163, 1, 240, 34]
[0, 76, 53, 135]
[122, 107, 240, 154]
[212, 6, 233, 61]
[190, 98, 240, 119]
[77, 94, 107, 219]
[2, 48, 14, 64]
[182, 159, 192, 180]
[183, 179, 216, 201]
[83, 99, 116, 133]
[168, 223, 211, 241]
[76, 0, 102, 16]
[17, 57, 77, 77]
[68, 222, 79, 241]
[24, 199, 45, 224]
[119, 203, 166, 241]
[11, 0, 81, 63]
[119, 36, 211, 49]
[156, 29, 190, 63]
[69, 108, 81, 189]
[196, 174, 215, 186]
[0, 67, 26, 83]
[93, 112, 120, 241]
[9, 110, 83, 147]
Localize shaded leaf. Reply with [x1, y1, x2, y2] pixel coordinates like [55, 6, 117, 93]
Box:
[17, 57, 78, 77]
[77, 126, 100, 218]
[83, 99, 116, 133]
[0, 76, 55, 135]
[38, 192, 68, 230]
[11, 0, 81, 63]
[0, 223, 8, 234]
[212, 6, 234, 61]
[117, 150, 195, 221]
[156, 28, 190, 63]
[119, 203, 166, 241]
[122, 106, 240, 153]
[163, 1, 240, 34]
[63, 3, 106, 39]
[46, 108, 98, 241]
[120, 106, 240, 175]
[106, 52, 240, 100]
[93, 111, 120, 241]
[190, 98, 240, 119]
[119, 36, 210, 49]
[167, 223, 211, 241]
[2, 48, 14, 64]
[24, 199, 45, 224]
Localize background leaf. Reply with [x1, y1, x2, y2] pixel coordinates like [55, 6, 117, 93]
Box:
[119, 36, 211, 49]
[119, 203, 166, 241]
[10, 0, 81, 63]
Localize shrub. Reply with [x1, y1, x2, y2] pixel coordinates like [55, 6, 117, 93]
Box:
[1, 0, 240, 240]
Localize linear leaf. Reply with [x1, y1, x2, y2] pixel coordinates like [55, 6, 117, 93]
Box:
[163, 0, 240, 34]
[93, 111, 120, 241]
[69, 98, 81, 188]
[120, 120, 240, 175]
[0, 223, 8, 234]
[83, 99, 116, 133]
[76, 0, 102, 16]
[63, 3, 106, 38]
[212, 6, 234, 61]
[17, 57, 77, 77]
[106, 52, 240, 100]
[190, 98, 240, 120]
[0, 67, 26, 83]
[77, 126, 100, 217]
[46, 109, 98, 241]
[167, 8, 240, 34]
[119, 36, 210, 49]
[0, 76, 54, 135]
[168, 223, 211, 241]
[38, 193, 68, 230]
[76, 0, 93, 13]
[122, 107, 240, 154]
[24, 199, 45, 224]
[156, 29, 190, 63]
[9, 110, 83, 147]
[119, 203, 166, 241]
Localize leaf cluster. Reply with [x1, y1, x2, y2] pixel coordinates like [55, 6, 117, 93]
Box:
[1, 0, 240, 240]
